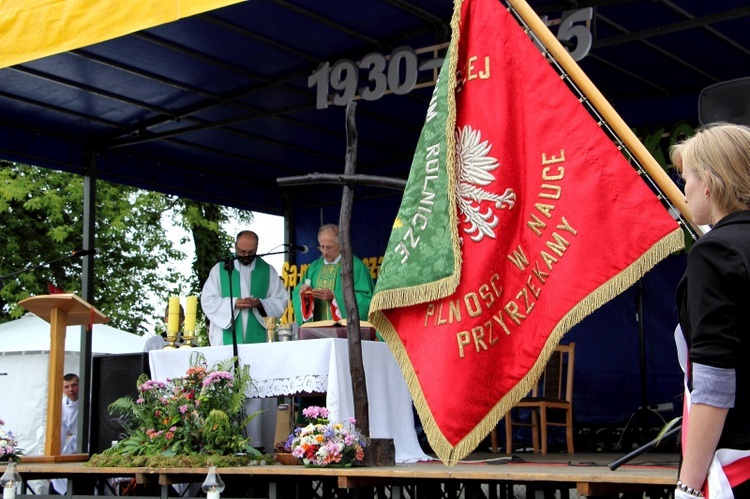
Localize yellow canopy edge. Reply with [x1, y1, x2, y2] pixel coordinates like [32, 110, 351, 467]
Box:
[0, 0, 245, 69]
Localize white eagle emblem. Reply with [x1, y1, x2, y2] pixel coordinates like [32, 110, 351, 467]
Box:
[456, 125, 516, 242]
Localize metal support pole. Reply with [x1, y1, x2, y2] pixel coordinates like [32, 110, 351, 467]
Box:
[79, 150, 97, 454]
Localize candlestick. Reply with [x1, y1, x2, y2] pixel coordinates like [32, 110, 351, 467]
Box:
[181, 295, 198, 348]
[167, 297, 180, 333]
[201, 466, 224, 499]
[165, 296, 181, 349]
[184, 296, 197, 332]
[1, 462, 21, 499]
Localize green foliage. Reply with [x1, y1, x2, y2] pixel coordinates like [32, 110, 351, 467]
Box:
[104, 352, 259, 457]
[86, 453, 275, 468]
[0, 162, 183, 333]
[0, 162, 255, 337]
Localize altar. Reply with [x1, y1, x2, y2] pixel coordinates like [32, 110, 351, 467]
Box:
[149, 338, 431, 464]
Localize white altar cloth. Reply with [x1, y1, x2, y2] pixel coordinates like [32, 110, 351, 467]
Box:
[149, 338, 431, 463]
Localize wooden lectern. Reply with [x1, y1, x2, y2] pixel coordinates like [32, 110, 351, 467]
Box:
[19, 293, 108, 462]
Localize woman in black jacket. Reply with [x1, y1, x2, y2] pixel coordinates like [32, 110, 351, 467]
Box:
[671, 122, 750, 498]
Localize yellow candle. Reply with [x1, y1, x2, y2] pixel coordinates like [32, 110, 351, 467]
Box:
[184, 295, 197, 332]
[167, 296, 180, 333]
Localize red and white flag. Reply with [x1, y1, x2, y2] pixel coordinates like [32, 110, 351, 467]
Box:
[370, 0, 684, 464]
[676, 327, 750, 497]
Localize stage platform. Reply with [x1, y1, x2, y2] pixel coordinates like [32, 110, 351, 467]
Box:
[6, 451, 678, 499]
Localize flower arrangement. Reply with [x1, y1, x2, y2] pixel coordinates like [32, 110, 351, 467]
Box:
[102, 352, 261, 462]
[0, 418, 23, 462]
[289, 406, 367, 467]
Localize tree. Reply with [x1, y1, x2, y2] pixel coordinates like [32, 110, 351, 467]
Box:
[173, 199, 254, 294]
[0, 162, 252, 337]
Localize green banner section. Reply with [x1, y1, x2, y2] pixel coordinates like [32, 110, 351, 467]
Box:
[370, 49, 461, 313]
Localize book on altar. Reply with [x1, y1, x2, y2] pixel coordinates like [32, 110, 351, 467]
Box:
[298, 319, 378, 341]
[299, 319, 375, 328]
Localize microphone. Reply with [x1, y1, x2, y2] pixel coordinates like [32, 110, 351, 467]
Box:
[283, 244, 309, 254]
[72, 248, 99, 257]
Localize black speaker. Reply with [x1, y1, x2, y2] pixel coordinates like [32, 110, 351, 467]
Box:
[89, 352, 150, 454]
[699, 77, 750, 126]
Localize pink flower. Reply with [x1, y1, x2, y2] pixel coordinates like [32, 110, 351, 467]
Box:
[302, 405, 329, 420]
[202, 371, 233, 387]
[138, 380, 166, 391]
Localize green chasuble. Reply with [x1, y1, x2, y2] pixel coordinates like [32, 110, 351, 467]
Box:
[292, 256, 375, 326]
[220, 258, 270, 344]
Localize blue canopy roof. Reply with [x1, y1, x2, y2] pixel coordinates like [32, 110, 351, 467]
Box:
[0, 0, 748, 214]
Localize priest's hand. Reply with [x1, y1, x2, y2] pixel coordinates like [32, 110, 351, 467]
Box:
[311, 288, 334, 301]
[235, 297, 261, 309]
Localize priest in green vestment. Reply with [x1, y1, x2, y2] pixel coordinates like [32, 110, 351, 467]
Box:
[200, 230, 287, 451]
[292, 223, 374, 325]
[202, 230, 287, 346]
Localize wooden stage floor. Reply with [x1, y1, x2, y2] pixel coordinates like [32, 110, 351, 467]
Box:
[7, 451, 679, 498]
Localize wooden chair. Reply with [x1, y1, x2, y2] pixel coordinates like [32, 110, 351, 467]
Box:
[493, 342, 576, 454]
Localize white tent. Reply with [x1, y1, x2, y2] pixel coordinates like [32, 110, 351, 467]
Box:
[0, 312, 146, 353]
[0, 313, 146, 458]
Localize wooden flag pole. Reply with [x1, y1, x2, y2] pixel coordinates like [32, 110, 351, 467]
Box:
[507, 0, 702, 238]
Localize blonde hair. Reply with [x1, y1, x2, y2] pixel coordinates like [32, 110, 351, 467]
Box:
[670, 122, 750, 214]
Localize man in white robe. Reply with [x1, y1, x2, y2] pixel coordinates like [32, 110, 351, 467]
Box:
[51, 374, 79, 494]
[201, 230, 288, 452]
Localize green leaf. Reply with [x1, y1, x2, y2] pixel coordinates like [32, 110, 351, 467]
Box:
[0, 162, 252, 337]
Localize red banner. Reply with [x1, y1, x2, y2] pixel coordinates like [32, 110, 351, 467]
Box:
[370, 0, 684, 464]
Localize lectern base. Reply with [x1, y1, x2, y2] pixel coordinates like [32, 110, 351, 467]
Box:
[22, 453, 89, 463]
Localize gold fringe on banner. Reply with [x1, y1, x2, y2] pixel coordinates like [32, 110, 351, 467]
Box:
[375, 227, 683, 465]
[443, 227, 685, 464]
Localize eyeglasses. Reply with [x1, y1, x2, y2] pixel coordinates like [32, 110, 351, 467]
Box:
[317, 245, 338, 252]
[236, 250, 256, 256]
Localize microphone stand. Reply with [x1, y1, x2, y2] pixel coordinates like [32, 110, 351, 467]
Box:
[223, 257, 240, 366]
[608, 423, 681, 470]
[254, 249, 294, 257]
[223, 256, 248, 440]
